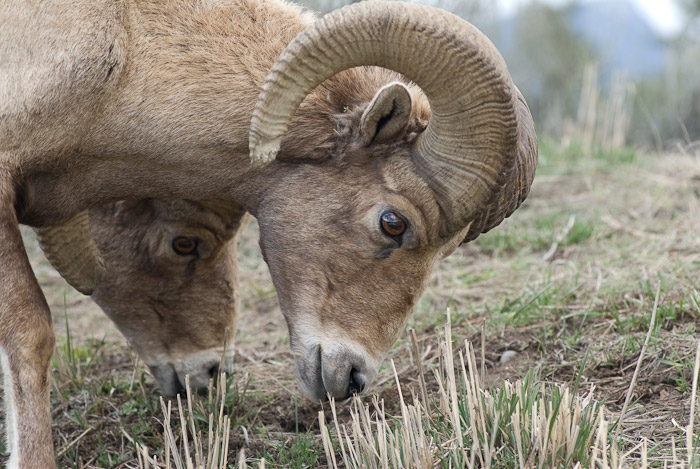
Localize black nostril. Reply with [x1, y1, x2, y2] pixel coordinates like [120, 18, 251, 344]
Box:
[348, 368, 366, 395]
[208, 363, 220, 379]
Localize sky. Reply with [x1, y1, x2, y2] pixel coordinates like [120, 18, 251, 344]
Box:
[497, 0, 686, 38]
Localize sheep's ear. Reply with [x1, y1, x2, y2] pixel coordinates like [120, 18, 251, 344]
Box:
[360, 82, 412, 146]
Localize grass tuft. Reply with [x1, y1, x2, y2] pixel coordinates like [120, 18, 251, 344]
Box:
[320, 311, 700, 469]
[137, 373, 237, 469]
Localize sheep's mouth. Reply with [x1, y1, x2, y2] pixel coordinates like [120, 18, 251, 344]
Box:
[292, 342, 376, 401]
[294, 344, 326, 401]
[149, 363, 185, 396]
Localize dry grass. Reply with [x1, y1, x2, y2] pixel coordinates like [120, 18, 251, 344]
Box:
[139, 310, 700, 468]
[316, 311, 700, 469]
[137, 377, 233, 469]
[2, 144, 700, 467]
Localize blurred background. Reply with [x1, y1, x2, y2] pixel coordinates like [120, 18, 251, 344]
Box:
[299, 0, 700, 156]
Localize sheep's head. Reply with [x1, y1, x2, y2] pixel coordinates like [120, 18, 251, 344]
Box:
[86, 200, 244, 396]
[249, 2, 537, 401]
[256, 148, 468, 400]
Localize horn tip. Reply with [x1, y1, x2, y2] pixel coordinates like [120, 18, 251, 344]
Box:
[249, 137, 282, 167]
[74, 257, 106, 296]
[75, 284, 96, 296]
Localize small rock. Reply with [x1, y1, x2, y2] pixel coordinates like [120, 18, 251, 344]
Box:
[499, 350, 518, 364]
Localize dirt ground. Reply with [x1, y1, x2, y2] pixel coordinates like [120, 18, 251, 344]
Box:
[3, 148, 700, 466]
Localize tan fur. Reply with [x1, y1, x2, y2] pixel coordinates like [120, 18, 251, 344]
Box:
[0, 172, 56, 468]
[0, 1, 535, 466]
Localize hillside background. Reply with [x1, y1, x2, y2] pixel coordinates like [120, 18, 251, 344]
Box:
[303, 0, 700, 153]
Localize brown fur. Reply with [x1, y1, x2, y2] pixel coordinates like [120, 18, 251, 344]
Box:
[89, 199, 246, 396]
[0, 0, 533, 466]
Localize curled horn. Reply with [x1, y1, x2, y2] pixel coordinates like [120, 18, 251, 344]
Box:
[249, 1, 537, 240]
[34, 210, 105, 295]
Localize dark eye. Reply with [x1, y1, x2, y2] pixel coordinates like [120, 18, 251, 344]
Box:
[380, 211, 406, 238]
[172, 236, 198, 256]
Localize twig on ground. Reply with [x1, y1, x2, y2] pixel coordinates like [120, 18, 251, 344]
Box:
[614, 281, 660, 444]
[56, 427, 93, 458]
[686, 336, 700, 463]
[543, 214, 575, 261]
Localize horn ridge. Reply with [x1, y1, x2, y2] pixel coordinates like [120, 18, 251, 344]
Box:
[249, 1, 529, 236]
[34, 210, 105, 295]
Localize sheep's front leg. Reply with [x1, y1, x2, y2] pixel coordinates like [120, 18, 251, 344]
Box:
[0, 173, 56, 469]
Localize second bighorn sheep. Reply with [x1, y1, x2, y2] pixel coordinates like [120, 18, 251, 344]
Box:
[0, 0, 537, 466]
[86, 199, 246, 395]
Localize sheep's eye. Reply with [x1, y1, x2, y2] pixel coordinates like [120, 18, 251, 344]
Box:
[172, 236, 198, 256]
[380, 212, 406, 238]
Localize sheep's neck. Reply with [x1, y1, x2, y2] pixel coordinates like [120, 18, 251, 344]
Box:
[15, 0, 395, 225]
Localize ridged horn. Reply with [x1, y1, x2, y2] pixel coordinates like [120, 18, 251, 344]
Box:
[462, 88, 538, 242]
[250, 1, 536, 238]
[34, 210, 105, 295]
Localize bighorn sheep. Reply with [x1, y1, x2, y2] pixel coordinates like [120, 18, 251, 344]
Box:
[0, 0, 537, 466]
[86, 199, 246, 395]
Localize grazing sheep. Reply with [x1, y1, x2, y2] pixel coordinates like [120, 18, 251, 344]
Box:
[0, 0, 537, 466]
[86, 199, 246, 395]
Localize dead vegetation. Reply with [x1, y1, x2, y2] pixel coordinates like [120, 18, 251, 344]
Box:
[137, 309, 700, 468]
[2, 144, 700, 467]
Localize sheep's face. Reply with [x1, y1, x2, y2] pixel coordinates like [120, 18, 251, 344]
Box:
[256, 142, 467, 401]
[89, 200, 244, 396]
